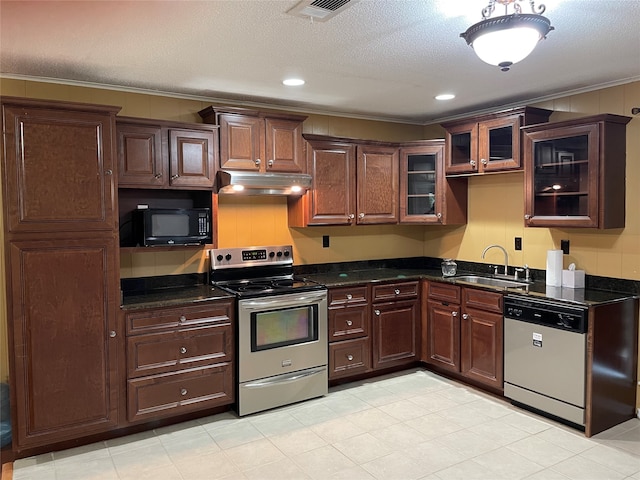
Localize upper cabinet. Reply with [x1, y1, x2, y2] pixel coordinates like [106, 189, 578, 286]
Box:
[442, 107, 552, 175]
[117, 117, 218, 189]
[288, 135, 398, 226]
[399, 140, 467, 225]
[522, 114, 631, 229]
[198, 106, 307, 173]
[2, 98, 120, 234]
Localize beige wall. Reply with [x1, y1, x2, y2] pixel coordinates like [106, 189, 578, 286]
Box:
[1, 78, 639, 403]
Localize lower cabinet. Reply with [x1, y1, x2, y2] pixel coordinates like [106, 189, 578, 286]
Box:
[124, 299, 235, 422]
[425, 281, 503, 391]
[372, 282, 419, 369]
[328, 286, 372, 379]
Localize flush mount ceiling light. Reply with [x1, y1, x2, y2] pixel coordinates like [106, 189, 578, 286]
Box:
[461, 0, 554, 72]
[283, 78, 305, 86]
[435, 93, 456, 100]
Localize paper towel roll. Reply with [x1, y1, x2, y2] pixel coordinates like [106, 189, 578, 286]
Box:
[546, 250, 563, 286]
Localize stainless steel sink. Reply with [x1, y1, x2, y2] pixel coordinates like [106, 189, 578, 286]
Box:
[452, 275, 529, 288]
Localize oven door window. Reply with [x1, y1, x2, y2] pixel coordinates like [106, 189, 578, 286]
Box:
[251, 305, 318, 352]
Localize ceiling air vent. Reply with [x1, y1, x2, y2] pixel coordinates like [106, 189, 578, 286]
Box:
[287, 0, 359, 22]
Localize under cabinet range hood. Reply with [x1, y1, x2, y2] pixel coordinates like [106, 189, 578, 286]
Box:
[216, 170, 312, 195]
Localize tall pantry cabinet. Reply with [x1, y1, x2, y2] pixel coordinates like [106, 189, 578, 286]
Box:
[1, 97, 121, 452]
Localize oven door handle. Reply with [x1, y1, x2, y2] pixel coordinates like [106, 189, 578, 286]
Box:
[243, 366, 326, 388]
[239, 291, 327, 310]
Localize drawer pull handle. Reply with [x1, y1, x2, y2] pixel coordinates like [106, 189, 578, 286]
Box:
[346, 294, 352, 300]
[109, 330, 116, 338]
[347, 354, 354, 361]
[346, 320, 353, 326]
[180, 388, 188, 396]
[394, 289, 400, 295]
[180, 347, 187, 354]
[179, 315, 187, 322]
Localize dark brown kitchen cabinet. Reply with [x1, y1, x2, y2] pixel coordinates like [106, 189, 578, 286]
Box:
[1, 97, 122, 453]
[288, 135, 399, 226]
[522, 113, 631, 229]
[2, 100, 119, 234]
[117, 117, 218, 189]
[442, 107, 552, 175]
[371, 281, 419, 370]
[328, 286, 372, 379]
[124, 300, 234, 423]
[424, 281, 503, 391]
[198, 106, 307, 173]
[399, 140, 467, 224]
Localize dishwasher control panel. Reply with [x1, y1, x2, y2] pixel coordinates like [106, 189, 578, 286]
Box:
[504, 295, 588, 333]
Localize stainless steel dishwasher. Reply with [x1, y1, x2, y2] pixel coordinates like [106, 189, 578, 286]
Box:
[504, 294, 588, 428]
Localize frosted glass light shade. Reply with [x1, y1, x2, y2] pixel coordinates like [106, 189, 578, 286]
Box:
[461, 13, 553, 71]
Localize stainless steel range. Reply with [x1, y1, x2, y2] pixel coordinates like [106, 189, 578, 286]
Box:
[210, 245, 328, 416]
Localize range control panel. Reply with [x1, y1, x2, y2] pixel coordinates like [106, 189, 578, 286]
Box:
[210, 245, 293, 270]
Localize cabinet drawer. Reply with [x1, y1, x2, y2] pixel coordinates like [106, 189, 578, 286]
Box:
[127, 323, 233, 378]
[127, 364, 233, 423]
[372, 281, 418, 302]
[463, 288, 503, 313]
[329, 337, 371, 379]
[329, 286, 369, 305]
[428, 281, 461, 304]
[329, 303, 369, 341]
[126, 301, 233, 335]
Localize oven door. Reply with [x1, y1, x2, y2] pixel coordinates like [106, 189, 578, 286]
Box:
[237, 289, 328, 383]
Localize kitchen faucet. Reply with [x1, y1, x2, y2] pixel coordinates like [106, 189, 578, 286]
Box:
[481, 244, 508, 276]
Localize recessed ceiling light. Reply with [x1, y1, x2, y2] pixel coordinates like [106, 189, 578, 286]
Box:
[435, 93, 455, 101]
[283, 78, 305, 86]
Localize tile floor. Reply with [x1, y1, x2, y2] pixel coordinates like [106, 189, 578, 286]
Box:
[11, 368, 640, 480]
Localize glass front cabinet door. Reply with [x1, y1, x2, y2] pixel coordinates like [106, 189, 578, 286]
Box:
[399, 141, 467, 224]
[523, 114, 631, 229]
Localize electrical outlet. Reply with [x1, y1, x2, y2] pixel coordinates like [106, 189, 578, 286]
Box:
[322, 235, 330, 248]
[515, 237, 522, 251]
[561, 239, 570, 255]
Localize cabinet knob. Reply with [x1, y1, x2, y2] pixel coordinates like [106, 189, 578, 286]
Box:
[462, 313, 469, 320]
[524, 214, 531, 220]
[154, 173, 163, 179]
[436, 212, 442, 221]
[109, 330, 116, 338]
[255, 158, 262, 166]
[180, 346, 187, 354]
[358, 213, 365, 219]
[374, 309, 381, 316]
[180, 388, 188, 396]
[348, 214, 355, 221]
[452, 311, 458, 317]
[394, 289, 400, 295]
[104, 169, 113, 176]
[470, 159, 477, 167]
[171, 174, 179, 180]
[267, 159, 274, 167]
[346, 320, 353, 326]
[179, 315, 187, 322]
[481, 158, 488, 165]
[346, 294, 353, 300]
[347, 354, 354, 361]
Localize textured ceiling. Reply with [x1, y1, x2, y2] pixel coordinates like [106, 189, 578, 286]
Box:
[1, 0, 639, 124]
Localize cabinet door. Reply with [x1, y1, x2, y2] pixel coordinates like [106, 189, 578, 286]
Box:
[8, 237, 119, 450]
[400, 144, 439, 223]
[295, 140, 357, 225]
[372, 299, 418, 369]
[445, 122, 478, 174]
[425, 301, 460, 373]
[218, 113, 262, 171]
[117, 123, 165, 187]
[329, 337, 371, 379]
[264, 117, 305, 173]
[478, 114, 521, 172]
[2, 105, 117, 233]
[357, 145, 399, 224]
[460, 307, 503, 390]
[169, 129, 216, 188]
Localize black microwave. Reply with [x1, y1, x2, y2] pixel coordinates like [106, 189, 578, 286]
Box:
[133, 208, 212, 246]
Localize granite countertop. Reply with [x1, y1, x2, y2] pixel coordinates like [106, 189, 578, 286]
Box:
[303, 268, 637, 306]
[121, 285, 234, 310]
